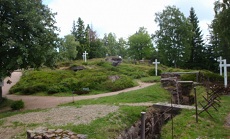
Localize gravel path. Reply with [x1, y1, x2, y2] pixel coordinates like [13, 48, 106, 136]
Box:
[0, 105, 119, 139]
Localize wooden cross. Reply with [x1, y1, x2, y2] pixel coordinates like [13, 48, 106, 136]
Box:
[152, 59, 160, 76]
[217, 56, 230, 88]
[82, 51, 88, 62]
[217, 56, 223, 75]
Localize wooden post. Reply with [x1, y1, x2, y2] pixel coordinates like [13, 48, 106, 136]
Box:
[194, 87, 198, 123]
[141, 112, 146, 139]
[0, 79, 3, 102]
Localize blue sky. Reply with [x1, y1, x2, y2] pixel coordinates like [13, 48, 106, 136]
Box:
[42, 0, 215, 41]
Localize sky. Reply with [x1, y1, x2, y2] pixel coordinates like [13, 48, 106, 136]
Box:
[42, 0, 215, 41]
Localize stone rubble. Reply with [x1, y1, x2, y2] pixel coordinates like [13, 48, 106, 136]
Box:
[27, 127, 88, 139]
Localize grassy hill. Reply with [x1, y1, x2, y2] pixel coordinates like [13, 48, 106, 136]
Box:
[1, 58, 229, 138]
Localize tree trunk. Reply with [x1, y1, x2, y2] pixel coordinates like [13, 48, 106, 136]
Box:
[0, 86, 2, 102]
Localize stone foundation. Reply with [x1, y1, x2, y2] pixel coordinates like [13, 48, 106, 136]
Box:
[27, 127, 87, 139]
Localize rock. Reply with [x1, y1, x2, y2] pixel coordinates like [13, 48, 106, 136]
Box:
[70, 66, 86, 72]
[108, 75, 120, 82]
[55, 129, 63, 134]
[27, 127, 86, 139]
[77, 134, 88, 139]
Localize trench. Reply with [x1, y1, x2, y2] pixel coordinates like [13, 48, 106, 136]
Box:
[117, 73, 197, 139]
[117, 105, 181, 139]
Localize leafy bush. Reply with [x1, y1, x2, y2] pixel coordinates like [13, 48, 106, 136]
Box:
[10, 70, 74, 95]
[24, 83, 47, 94]
[148, 68, 162, 76]
[9, 59, 153, 95]
[201, 71, 224, 82]
[103, 75, 135, 91]
[181, 74, 197, 81]
[11, 100, 24, 110]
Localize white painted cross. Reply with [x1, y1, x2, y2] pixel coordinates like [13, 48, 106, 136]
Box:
[152, 59, 160, 76]
[218, 56, 230, 88]
[217, 56, 223, 75]
[82, 51, 88, 62]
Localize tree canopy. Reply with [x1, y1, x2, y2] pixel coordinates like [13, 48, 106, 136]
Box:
[0, 0, 59, 77]
[211, 0, 230, 62]
[59, 35, 79, 61]
[128, 27, 154, 60]
[0, 0, 60, 100]
[154, 6, 192, 68]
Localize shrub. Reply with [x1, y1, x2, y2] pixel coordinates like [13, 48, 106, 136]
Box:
[23, 83, 47, 94]
[148, 68, 162, 76]
[47, 85, 67, 94]
[103, 75, 135, 91]
[11, 100, 24, 110]
[181, 74, 197, 81]
[9, 70, 74, 94]
[201, 71, 224, 82]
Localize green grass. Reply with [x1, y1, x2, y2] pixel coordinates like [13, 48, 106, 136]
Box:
[140, 76, 161, 82]
[61, 83, 170, 106]
[161, 87, 230, 139]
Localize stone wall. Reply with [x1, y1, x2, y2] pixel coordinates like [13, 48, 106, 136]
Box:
[27, 127, 87, 139]
[161, 73, 194, 105]
[117, 106, 175, 139]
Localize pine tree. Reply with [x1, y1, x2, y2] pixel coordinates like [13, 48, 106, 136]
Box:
[187, 7, 205, 69]
[71, 17, 86, 59]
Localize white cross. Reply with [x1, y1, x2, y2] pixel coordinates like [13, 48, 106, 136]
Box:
[152, 59, 160, 76]
[217, 56, 223, 75]
[218, 56, 230, 88]
[82, 51, 88, 62]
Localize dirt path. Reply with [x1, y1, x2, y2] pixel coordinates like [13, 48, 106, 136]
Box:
[3, 71, 155, 110]
[2, 71, 22, 96]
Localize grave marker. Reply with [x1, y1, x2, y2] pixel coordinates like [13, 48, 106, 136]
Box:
[217, 56, 223, 75]
[217, 56, 230, 88]
[82, 51, 88, 62]
[152, 59, 160, 76]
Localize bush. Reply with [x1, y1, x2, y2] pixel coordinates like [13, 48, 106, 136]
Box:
[103, 75, 135, 91]
[23, 83, 47, 94]
[148, 68, 162, 76]
[47, 85, 67, 94]
[201, 71, 224, 82]
[9, 70, 74, 95]
[181, 74, 197, 81]
[11, 100, 24, 110]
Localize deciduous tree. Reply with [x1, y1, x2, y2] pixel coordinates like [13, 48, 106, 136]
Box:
[102, 33, 118, 56]
[211, 0, 230, 62]
[59, 35, 79, 61]
[128, 27, 153, 60]
[154, 6, 192, 68]
[0, 0, 59, 100]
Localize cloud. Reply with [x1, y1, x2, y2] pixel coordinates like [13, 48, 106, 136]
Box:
[45, 0, 214, 39]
